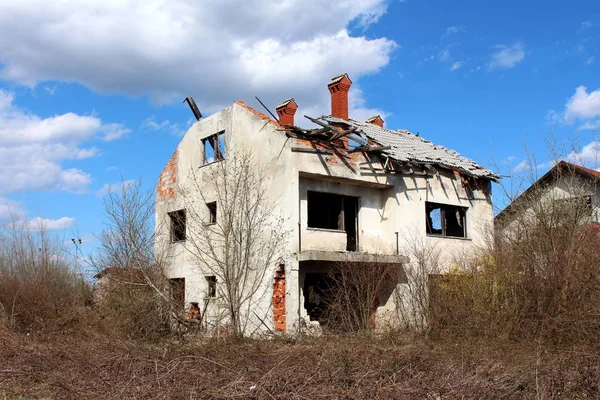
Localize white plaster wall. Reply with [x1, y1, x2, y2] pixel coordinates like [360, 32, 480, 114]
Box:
[500, 173, 600, 236]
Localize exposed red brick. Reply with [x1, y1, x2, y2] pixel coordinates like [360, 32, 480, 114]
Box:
[276, 98, 298, 126]
[328, 74, 352, 121]
[158, 150, 178, 199]
[366, 115, 384, 128]
[235, 100, 281, 128]
[272, 263, 286, 334]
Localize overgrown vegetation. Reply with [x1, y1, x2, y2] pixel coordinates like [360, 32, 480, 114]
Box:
[0, 219, 90, 333]
[325, 259, 403, 333]
[428, 161, 600, 344]
[2, 332, 600, 399]
[2, 147, 600, 397]
[90, 179, 176, 340]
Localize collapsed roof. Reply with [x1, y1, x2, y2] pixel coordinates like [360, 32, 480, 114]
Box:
[321, 116, 499, 180]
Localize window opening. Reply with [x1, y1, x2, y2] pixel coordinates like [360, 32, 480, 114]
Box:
[206, 276, 217, 298]
[203, 131, 226, 164]
[206, 202, 217, 224]
[307, 191, 358, 251]
[168, 209, 186, 242]
[425, 202, 467, 238]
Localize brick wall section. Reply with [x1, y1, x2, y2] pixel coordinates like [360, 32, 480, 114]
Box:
[235, 100, 281, 128]
[273, 263, 286, 334]
[157, 150, 178, 199]
[294, 136, 360, 170]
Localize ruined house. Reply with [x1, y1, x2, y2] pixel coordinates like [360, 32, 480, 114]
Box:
[156, 74, 498, 334]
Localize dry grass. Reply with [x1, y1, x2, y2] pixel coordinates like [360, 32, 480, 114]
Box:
[2, 330, 600, 399]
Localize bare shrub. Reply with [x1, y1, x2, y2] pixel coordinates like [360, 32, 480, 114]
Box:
[0, 218, 89, 333]
[395, 233, 442, 331]
[91, 179, 174, 340]
[182, 150, 288, 336]
[430, 162, 600, 344]
[324, 259, 403, 333]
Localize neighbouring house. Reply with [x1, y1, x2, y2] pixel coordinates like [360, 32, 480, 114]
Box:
[155, 73, 498, 335]
[495, 161, 600, 234]
[93, 267, 147, 303]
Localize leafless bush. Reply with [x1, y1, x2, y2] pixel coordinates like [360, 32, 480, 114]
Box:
[0, 218, 89, 333]
[323, 259, 403, 333]
[429, 161, 600, 344]
[90, 179, 174, 340]
[182, 150, 289, 336]
[395, 232, 442, 331]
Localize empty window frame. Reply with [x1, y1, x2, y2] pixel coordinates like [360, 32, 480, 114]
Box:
[206, 276, 217, 298]
[168, 209, 186, 242]
[203, 131, 226, 164]
[307, 191, 344, 230]
[169, 278, 185, 311]
[425, 202, 467, 238]
[206, 201, 217, 224]
[306, 191, 359, 251]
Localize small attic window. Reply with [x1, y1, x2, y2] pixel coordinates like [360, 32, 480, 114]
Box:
[203, 131, 226, 164]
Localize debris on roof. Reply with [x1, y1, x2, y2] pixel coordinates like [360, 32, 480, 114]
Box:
[321, 116, 499, 180]
[238, 98, 497, 180]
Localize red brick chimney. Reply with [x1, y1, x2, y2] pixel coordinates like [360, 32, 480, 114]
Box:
[275, 98, 298, 126]
[367, 115, 384, 128]
[328, 73, 352, 121]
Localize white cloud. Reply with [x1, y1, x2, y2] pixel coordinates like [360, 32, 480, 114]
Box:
[101, 123, 130, 141]
[488, 43, 525, 70]
[43, 85, 56, 95]
[25, 216, 75, 232]
[444, 26, 465, 36]
[586, 57, 595, 65]
[142, 117, 186, 136]
[564, 86, 600, 123]
[0, 0, 397, 114]
[347, 86, 389, 123]
[577, 120, 600, 131]
[439, 49, 450, 62]
[580, 21, 593, 31]
[0, 197, 25, 223]
[450, 61, 463, 71]
[0, 90, 124, 195]
[512, 160, 529, 172]
[96, 180, 136, 197]
[567, 141, 600, 166]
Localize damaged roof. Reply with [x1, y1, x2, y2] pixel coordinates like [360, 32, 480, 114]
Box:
[322, 116, 498, 180]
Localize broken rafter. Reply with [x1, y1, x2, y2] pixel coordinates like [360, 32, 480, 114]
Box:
[330, 126, 358, 141]
[304, 115, 329, 128]
[349, 145, 391, 154]
[291, 147, 334, 155]
[307, 127, 334, 136]
[255, 96, 280, 123]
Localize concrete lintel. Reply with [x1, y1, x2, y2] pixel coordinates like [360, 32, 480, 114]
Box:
[298, 250, 407, 264]
[299, 171, 393, 189]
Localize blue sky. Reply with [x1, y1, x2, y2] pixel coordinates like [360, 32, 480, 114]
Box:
[0, 0, 599, 261]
